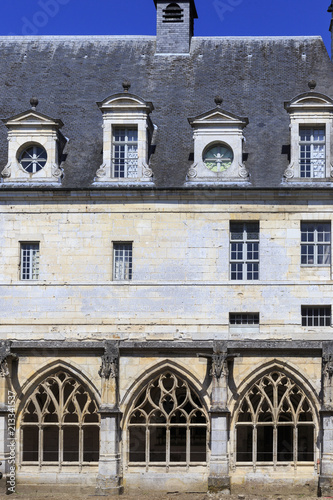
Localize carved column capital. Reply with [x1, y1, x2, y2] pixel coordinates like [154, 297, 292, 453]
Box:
[211, 341, 229, 380]
[0, 341, 18, 378]
[98, 342, 119, 380]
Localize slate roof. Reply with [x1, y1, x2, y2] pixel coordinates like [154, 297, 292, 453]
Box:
[0, 34, 332, 189]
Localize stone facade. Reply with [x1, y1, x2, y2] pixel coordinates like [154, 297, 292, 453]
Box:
[1, 0, 333, 496]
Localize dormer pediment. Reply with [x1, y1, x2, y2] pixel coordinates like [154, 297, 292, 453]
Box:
[188, 107, 249, 128]
[284, 92, 333, 113]
[3, 110, 63, 129]
[97, 93, 154, 114]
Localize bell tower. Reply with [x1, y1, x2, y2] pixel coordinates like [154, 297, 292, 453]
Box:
[154, 0, 198, 54]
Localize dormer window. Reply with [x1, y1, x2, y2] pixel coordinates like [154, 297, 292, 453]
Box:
[284, 82, 333, 181]
[1, 98, 65, 183]
[299, 127, 325, 178]
[187, 97, 249, 183]
[163, 3, 184, 22]
[95, 82, 154, 184]
[112, 127, 138, 178]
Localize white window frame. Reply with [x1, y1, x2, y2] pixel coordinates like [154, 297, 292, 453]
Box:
[301, 222, 331, 266]
[113, 242, 133, 281]
[299, 126, 326, 178]
[112, 126, 138, 178]
[20, 242, 40, 280]
[230, 222, 259, 281]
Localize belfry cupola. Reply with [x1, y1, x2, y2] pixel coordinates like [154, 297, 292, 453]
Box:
[154, 0, 198, 54]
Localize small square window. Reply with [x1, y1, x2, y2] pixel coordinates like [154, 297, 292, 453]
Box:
[230, 222, 259, 280]
[20, 243, 40, 280]
[230, 313, 259, 325]
[301, 306, 331, 327]
[301, 222, 331, 266]
[113, 243, 132, 280]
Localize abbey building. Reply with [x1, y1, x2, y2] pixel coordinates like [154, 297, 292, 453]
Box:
[1, 0, 333, 496]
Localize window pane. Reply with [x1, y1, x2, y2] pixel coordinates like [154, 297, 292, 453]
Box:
[129, 427, 146, 462]
[114, 243, 132, 280]
[150, 427, 166, 462]
[83, 426, 99, 462]
[257, 426, 273, 462]
[277, 426, 293, 462]
[21, 243, 40, 280]
[43, 426, 59, 461]
[190, 427, 206, 462]
[299, 127, 325, 178]
[298, 426, 314, 461]
[230, 222, 259, 281]
[169, 427, 186, 462]
[23, 427, 39, 461]
[113, 127, 138, 178]
[236, 426, 252, 462]
[63, 426, 79, 462]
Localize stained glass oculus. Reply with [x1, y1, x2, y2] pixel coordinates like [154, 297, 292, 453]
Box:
[203, 144, 233, 172]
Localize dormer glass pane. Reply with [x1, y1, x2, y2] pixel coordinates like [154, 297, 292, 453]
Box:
[299, 127, 325, 178]
[112, 127, 138, 178]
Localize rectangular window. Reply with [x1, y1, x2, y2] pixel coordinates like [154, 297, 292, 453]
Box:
[112, 127, 138, 178]
[299, 126, 325, 178]
[301, 222, 331, 266]
[113, 243, 132, 280]
[230, 222, 259, 280]
[20, 243, 40, 280]
[301, 306, 331, 327]
[229, 313, 259, 325]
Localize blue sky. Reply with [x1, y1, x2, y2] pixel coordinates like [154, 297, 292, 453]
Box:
[0, 0, 331, 53]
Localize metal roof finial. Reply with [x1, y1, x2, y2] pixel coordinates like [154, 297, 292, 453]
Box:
[122, 80, 131, 93]
[308, 80, 317, 91]
[214, 96, 223, 107]
[30, 97, 39, 110]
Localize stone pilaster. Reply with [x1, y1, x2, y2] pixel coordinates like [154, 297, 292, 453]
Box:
[0, 342, 17, 494]
[96, 342, 123, 496]
[319, 343, 333, 496]
[203, 342, 239, 494]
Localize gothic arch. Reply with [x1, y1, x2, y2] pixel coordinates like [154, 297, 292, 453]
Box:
[122, 364, 209, 468]
[230, 362, 319, 467]
[17, 359, 101, 418]
[121, 358, 210, 416]
[18, 363, 100, 466]
[229, 359, 320, 415]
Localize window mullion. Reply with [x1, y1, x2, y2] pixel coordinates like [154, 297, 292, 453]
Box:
[146, 427, 150, 470]
[273, 425, 277, 466]
[166, 426, 170, 470]
[186, 426, 190, 468]
[253, 426, 257, 469]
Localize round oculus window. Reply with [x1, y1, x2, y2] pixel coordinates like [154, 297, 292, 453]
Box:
[19, 145, 47, 174]
[203, 144, 233, 172]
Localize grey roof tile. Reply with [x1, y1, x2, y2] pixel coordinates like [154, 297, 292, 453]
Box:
[0, 35, 331, 189]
